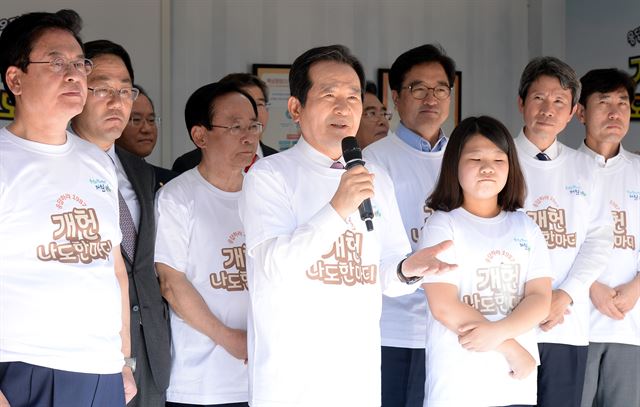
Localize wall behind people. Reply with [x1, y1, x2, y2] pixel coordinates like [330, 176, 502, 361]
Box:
[1, 0, 575, 166]
[565, 0, 640, 153]
[170, 0, 535, 160]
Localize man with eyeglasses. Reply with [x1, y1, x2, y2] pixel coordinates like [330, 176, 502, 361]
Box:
[155, 82, 261, 407]
[171, 73, 278, 174]
[71, 39, 171, 407]
[0, 10, 135, 407]
[355, 81, 391, 149]
[362, 44, 456, 407]
[117, 85, 177, 191]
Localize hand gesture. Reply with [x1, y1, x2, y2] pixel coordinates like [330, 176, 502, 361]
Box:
[401, 240, 457, 278]
[458, 320, 507, 352]
[505, 343, 536, 380]
[590, 281, 624, 320]
[330, 166, 374, 220]
[122, 365, 137, 403]
[613, 279, 640, 314]
[539, 289, 572, 332]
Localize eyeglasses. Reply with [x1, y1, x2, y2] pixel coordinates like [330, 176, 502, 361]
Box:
[402, 84, 451, 101]
[27, 57, 93, 76]
[88, 86, 140, 101]
[363, 110, 393, 121]
[129, 115, 160, 127]
[208, 121, 263, 136]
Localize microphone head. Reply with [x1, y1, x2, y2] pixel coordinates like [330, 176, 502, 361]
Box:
[342, 136, 362, 163]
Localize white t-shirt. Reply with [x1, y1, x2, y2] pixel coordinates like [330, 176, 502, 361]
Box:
[155, 168, 249, 404]
[239, 136, 414, 407]
[515, 132, 612, 346]
[419, 208, 552, 407]
[364, 131, 444, 348]
[0, 128, 123, 374]
[579, 143, 640, 346]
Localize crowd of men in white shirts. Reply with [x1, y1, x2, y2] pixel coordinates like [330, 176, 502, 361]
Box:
[0, 8, 638, 407]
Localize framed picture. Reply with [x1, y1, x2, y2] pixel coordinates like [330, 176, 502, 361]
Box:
[252, 64, 300, 151]
[377, 69, 462, 135]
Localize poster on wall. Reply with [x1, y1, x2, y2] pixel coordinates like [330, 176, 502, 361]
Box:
[627, 24, 640, 123]
[252, 64, 300, 151]
[377, 69, 462, 136]
[0, 15, 18, 126]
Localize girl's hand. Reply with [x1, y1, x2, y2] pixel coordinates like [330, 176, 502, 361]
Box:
[458, 320, 507, 352]
[499, 341, 536, 380]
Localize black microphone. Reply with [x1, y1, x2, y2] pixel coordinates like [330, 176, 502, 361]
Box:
[341, 136, 374, 232]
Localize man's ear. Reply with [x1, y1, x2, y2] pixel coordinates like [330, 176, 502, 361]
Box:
[288, 96, 302, 123]
[391, 90, 400, 110]
[5, 66, 23, 97]
[576, 103, 586, 124]
[191, 126, 207, 149]
[517, 96, 525, 114]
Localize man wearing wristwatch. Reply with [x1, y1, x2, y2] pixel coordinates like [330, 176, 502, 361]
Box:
[71, 40, 171, 407]
[238, 44, 456, 407]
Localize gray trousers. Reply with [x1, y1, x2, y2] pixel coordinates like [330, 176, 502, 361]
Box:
[581, 342, 640, 407]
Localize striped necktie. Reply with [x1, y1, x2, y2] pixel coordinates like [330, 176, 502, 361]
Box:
[536, 152, 551, 161]
[118, 190, 137, 261]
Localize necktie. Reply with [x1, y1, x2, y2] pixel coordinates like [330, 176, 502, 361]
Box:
[118, 190, 137, 261]
[536, 152, 551, 161]
[330, 161, 345, 169]
[244, 154, 258, 172]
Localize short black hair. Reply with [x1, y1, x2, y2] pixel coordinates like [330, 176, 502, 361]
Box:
[579, 68, 636, 106]
[0, 9, 83, 103]
[365, 81, 378, 95]
[289, 44, 365, 106]
[133, 84, 154, 111]
[389, 44, 456, 92]
[518, 56, 581, 107]
[184, 81, 258, 140]
[428, 116, 526, 212]
[220, 73, 269, 103]
[83, 39, 134, 83]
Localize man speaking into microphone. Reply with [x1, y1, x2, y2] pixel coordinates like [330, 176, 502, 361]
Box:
[239, 44, 456, 407]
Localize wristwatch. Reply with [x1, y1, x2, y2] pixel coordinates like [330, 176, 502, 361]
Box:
[397, 258, 422, 285]
[124, 357, 136, 373]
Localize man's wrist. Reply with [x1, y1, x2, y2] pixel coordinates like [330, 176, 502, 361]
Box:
[124, 357, 136, 373]
[397, 258, 422, 285]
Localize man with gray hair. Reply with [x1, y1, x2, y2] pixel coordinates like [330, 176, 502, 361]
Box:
[514, 56, 612, 407]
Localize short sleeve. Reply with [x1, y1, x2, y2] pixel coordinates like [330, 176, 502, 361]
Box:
[154, 183, 191, 273]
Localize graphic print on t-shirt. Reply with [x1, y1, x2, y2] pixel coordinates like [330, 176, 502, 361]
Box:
[306, 229, 378, 286]
[463, 250, 523, 316]
[526, 195, 576, 249]
[210, 242, 248, 292]
[36, 201, 113, 264]
[410, 198, 434, 244]
[610, 201, 636, 250]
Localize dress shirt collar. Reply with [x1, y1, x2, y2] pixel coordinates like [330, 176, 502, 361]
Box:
[296, 135, 346, 168]
[516, 128, 560, 160]
[578, 140, 630, 168]
[396, 122, 447, 152]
